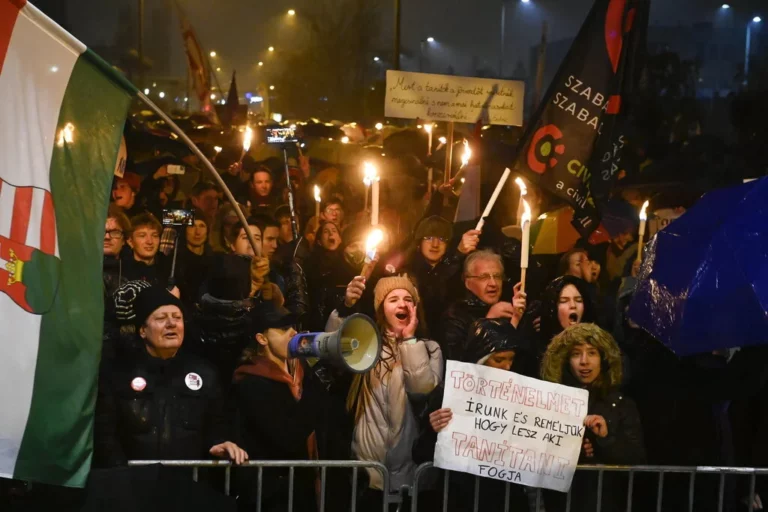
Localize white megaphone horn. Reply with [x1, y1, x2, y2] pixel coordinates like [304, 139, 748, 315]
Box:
[288, 314, 381, 373]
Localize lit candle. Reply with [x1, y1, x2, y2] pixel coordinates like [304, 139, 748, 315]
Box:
[363, 161, 375, 216]
[314, 185, 321, 221]
[451, 139, 472, 195]
[239, 126, 253, 165]
[424, 123, 433, 156]
[361, 228, 384, 280]
[365, 162, 380, 226]
[520, 199, 532, 294]
[515, 177, 527, 226]
[476, 168, 512, 231]
[637, 200, 649, 262]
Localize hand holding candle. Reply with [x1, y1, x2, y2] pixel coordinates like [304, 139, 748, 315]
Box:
[361, 228, 384, 280]
[520, 199, 532, 294]
[476, 168, 512, 231]
[314, 185, 321, 221]
[637, 200, 649, 263]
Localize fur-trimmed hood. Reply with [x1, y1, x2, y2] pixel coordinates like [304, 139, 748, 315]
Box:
[541, 323, 623, 395]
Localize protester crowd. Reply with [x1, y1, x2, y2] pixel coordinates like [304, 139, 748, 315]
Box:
[89, 138, 768, 512]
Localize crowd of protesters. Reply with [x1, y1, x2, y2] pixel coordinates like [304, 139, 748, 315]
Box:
[88, 146, 768, 512]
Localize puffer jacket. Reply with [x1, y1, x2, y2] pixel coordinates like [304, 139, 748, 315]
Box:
[191, 294, 256, 389]
[438, 292, 492, 362]
[326, 311, 443, 492]
[541, 324, 645, 512]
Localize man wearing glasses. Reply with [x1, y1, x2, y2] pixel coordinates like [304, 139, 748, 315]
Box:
[439, 249, 526, 361]
[103, 204, 131, 301]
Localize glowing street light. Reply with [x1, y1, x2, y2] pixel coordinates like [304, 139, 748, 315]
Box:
[721, 3, 730, 9]
[287, 9, 296, 16]
[268, 46, 275, 52]
[216, 67, 221, 72]
[258, 61, 264, 66]
[143, 88, 150, 95]
[158, 91, 165, 98]
[373, 56, 380, 62]
[754, 16, 762, 23]
[521, 0, 531, 3]
[269, 85, 275, 90]
[210, 93, 216, 100]
[426, 37, 435, 43]
[209, 51, 217, 57]
[375, 122, 383, 130]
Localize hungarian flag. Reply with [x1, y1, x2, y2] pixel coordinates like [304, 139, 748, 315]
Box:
[0, 0, 133, 487]
[176, 1, 219, 123]
[510, 0, 648, 237]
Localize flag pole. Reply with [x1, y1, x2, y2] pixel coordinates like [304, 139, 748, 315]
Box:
[136, 91, 261, 260]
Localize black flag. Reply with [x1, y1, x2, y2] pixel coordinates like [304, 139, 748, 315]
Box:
[511, 0, 649, 236]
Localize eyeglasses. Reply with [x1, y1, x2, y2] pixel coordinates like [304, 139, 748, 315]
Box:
[105, 229, 124, 239]
[325, 207, 342, 214]
[465, 273, 506, 283]
[422, 236, 447, 243]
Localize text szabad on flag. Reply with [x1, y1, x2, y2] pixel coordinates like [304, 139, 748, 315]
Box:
[511, 0, 649, 237]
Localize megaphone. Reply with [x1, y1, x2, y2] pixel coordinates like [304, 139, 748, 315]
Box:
[288, 314, 381, 373]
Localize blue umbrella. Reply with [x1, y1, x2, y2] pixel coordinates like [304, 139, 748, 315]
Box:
[628, 177, 768, 355]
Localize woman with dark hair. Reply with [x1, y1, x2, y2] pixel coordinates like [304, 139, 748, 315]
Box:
[540, 323, 645, 512]
[533, 275, 598, 357]
[305, 221, 355, 330]
[330, 275, 443, 509]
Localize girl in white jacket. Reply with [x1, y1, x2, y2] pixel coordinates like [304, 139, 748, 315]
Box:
[327, 275, 443, 503]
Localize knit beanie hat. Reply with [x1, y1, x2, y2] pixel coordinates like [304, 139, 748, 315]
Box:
[134, 286, 184, 329]
[414, 215, 452, 243]
[114, 280, 153, 325]
[373, 275, 420, 312]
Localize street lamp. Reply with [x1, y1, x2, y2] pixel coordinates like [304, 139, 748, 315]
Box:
[521, 0, 531, 3]
[258, 61, 264, 67]
[268, 46, 275, 52]
[269, 85, 275, 90]
[159, 91, 165, 98]
[373, 56, 380, 62]
[426, 37, 435, 43]
[745, 16, 762, 84]
[209, 51, 217, 57]
[216, 67, 221, 72]
[288, 9, 296, 16]
[721, 3, 730, 9]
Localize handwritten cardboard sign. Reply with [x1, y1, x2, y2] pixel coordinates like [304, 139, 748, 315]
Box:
[385, 70, 524, 126]
[434, 361, 588, 493]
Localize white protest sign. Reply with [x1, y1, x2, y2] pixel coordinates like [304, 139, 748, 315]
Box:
[434, 361, 588, 493]
[385, 70, 524, 126]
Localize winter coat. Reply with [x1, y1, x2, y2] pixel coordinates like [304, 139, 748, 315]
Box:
[540, 324, 645, 512]
[94, 348, 229, 467]
[404, 249, 464, 338]
[272, 248, 310, 327]
[190, 294, 255, 390]
[438, 292, 492, 362]
[174, 244, 213, 310]
[231, 358, 323, 511]
[327, 311, 443, 492]
[305, 246, 356, 331]
[120, 251, 171, 287]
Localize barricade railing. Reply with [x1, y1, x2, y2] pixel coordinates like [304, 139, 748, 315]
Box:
[410, 462, 768, 512]
[127, 459, 396, 512]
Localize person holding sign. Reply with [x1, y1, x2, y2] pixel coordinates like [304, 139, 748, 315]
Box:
[330, 275, 443, 508]
[412, 318, 531, 511]
[541, 323, 645, 512]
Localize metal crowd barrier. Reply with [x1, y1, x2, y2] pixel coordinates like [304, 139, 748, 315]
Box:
[410, 463, 768, 512]
[127, 459, 395, 512]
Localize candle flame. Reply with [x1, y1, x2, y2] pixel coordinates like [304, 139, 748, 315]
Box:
[515, 177, 527, 196]
[365, 228, 384, 254]
[438, 136, 447, 144]
[313, 185, 321, 203]
[461, 139, 472, 167]
[521, 199, 532, 224]
[213, 146, 223, 154]
[363, 161, 377, 186]
[56, 122, 75, 147]
[639, 200, 650, 221]
[243, 126, 253, 153]
[423, 123, 433, 134]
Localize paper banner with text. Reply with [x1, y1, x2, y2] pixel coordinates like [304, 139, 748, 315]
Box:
[434, 361, 588, 493]
[385, 70, 524, 126]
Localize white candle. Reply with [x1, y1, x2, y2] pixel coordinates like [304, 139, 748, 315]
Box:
[314, 185, 321, 221]
[424, 124, 433, 156]
[476, 168, 512, 231]
[637, 200, 649, 262]
[515, 177, 527, 226]
[371, 177, 380, 226]
[520, 199, 532, 268]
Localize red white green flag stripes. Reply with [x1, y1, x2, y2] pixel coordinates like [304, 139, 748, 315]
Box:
[0, 0, 134, 487]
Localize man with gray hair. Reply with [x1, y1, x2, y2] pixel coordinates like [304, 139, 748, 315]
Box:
[438, 249, 526, 361]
